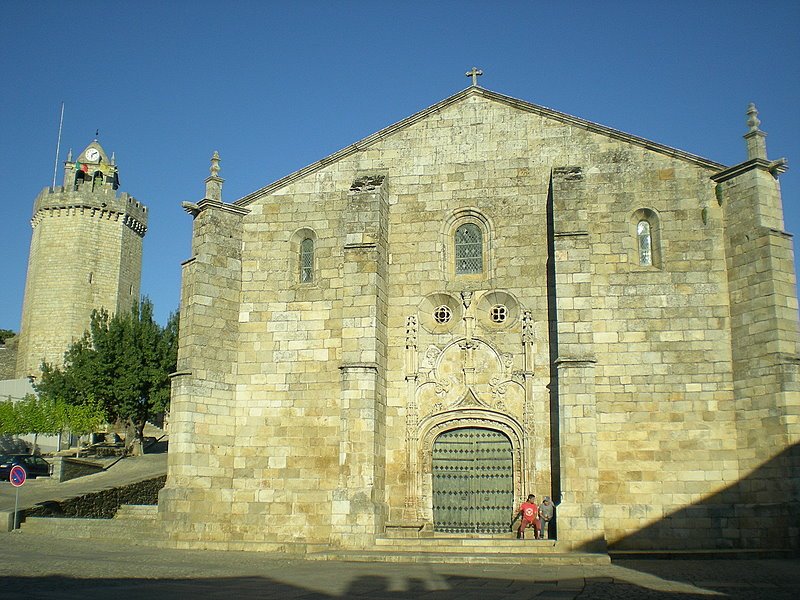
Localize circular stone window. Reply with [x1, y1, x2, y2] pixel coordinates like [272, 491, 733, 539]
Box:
[490, 304, 508, 324]
[433, 305, 452, 324]
[419, 293, 462, 333]
[476, 291, 519, 330]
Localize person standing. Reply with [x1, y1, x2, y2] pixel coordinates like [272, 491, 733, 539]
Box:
[513, 494, 540, 540]
[538, 496, 555, 539]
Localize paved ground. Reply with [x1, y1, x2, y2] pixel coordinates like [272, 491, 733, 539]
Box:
[0, 533, 798, 599]
[2, 456, 799, 598]
[0, 453, 167, 512]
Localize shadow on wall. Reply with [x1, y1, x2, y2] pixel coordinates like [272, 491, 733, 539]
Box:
[580, 441, 800, 552]
[0, 436, 30, 454]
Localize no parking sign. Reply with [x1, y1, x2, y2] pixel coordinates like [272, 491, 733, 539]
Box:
[9, 465, 26, 530]
[9, 465, 26, 487]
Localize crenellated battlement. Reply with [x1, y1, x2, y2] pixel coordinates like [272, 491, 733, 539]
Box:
[32, 185, 148, 236]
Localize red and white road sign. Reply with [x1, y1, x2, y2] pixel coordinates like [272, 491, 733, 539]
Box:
[9, 465, 26, 487]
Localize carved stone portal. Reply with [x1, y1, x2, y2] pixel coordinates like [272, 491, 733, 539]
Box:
[416, 410, 525, 525]
[407, 335, 527, 525]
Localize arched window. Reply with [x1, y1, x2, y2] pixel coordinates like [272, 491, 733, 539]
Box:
[300, 238, 314, 283]
[631, 208, 661, 269]
[455, 223, 482, 274]
[637, 220, 652, 266]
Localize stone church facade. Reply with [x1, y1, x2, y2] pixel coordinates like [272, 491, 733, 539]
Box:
[159, 85, 799, 553]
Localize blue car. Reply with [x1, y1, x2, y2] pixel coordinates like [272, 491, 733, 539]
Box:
[0, 455, 52, 481]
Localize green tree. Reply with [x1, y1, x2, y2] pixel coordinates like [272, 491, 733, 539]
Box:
[0, 396, 23, 435]
[0, 329, 15, 344]
[0, 395, 58, 452]
[0, 394, 105, 453]
[36, 299, 178, 454]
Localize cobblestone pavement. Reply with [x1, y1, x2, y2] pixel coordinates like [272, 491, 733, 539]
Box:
[1, 533, 798, 599]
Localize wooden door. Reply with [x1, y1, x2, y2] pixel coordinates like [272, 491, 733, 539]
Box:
[432, 427, 514, 533]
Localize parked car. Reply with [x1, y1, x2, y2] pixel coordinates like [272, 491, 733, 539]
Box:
[0, 454, 52, 481]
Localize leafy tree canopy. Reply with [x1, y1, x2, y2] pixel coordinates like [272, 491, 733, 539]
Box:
[0, 329, 15, 344]
[0, 394, 105, 439]
[35, 298, 178, 453]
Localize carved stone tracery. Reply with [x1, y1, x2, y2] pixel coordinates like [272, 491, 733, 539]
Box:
[404, 290, 537, 525]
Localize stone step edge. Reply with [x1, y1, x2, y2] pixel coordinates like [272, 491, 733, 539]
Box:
[376, 537, 558, 545]
[21, 526, 570, 556]
[22, 522, 160, 532]
[24, 516, 154, 525]
[21, 517, 161, 535]
[609, 548, 798, 560]
[364, 546, 565, 554]
[116, 504, 158, 511]
[307, 550, 611, 565]
[374, 542, 563, 553]
[13, 527, 610, 564]
[114, 506, 159, 520]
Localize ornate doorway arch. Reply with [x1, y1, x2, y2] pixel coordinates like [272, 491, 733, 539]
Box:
[416, 409, 525, 531]
[431, 426, 514, 533]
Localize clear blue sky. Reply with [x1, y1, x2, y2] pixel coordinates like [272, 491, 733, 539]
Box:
[1, 1, 798, 328]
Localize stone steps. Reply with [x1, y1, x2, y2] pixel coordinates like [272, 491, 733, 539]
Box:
[308, 536, 610, 564]
[308, 552, 609, 565]
[113, 504, 159, 520]
[20, 503, 167, 544]
[375, 536, 561, 553]
[17, 508, 610, 564]
[21, 516, 168, 543]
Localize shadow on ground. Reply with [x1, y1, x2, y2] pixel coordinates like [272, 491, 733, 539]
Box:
[574, 443, 800, 553]
[2, 571, 798, 600]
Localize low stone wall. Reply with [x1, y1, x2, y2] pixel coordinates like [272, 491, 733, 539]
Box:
[50, 457, 105, 482]
[26, 476, 166, 519]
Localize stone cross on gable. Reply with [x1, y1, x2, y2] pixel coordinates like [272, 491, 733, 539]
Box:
[466, 67, 483, 86]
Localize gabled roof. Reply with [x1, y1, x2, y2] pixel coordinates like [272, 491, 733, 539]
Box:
[235, 86, 726, 206]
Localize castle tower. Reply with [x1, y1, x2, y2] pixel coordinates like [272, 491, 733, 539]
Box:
[15, 140, 148, 378]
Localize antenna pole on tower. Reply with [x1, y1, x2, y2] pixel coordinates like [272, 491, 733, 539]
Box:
[52, 102, 65, 189]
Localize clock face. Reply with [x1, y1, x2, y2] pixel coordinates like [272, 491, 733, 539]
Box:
[84, 148, 100, 162]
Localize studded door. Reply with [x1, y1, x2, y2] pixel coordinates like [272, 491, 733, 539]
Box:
[432, 427, 514, 533]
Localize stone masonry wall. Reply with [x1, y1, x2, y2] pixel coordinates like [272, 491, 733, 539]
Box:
[27, 475, 165, 519]
[717, 161, 800, 550]
[16, 186, 146, 377]
[0, 336, 18, 380]
[158, 200, 244, 542]
[165, 89, 798, 551]
[587, 153, 737, 549]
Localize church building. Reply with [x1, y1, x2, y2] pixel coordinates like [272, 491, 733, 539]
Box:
[158, 79, 799, 555]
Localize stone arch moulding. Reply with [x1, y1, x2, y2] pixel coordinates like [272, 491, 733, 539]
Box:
[440, 207, 495, 280]
[415, 408, 525, 524]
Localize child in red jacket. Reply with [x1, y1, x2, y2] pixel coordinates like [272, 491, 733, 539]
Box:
[513, 494, 541, 540]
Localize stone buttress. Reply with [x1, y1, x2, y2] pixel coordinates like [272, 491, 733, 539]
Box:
[548, 167, 607, 552]
[713, 105, 800, 549]
[332, 175, 390, 547]
[158, 154, 248, 545]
